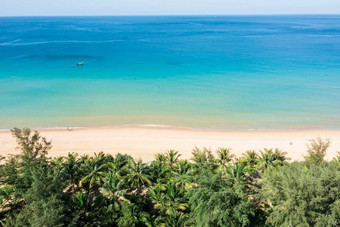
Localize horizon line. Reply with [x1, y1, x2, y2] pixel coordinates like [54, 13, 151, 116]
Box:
[1, 13, 340, 18]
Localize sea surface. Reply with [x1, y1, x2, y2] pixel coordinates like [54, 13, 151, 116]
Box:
[0, 15, 340, 129]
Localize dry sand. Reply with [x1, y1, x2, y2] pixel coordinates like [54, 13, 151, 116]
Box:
[1, 125, 339, 162]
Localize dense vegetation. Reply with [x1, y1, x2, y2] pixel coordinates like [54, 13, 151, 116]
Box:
[1, 128, 340, 226]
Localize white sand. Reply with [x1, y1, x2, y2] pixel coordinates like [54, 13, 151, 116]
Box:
[1, 125, 339, 162]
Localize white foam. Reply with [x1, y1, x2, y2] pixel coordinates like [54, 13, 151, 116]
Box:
[0, 39, 125, 46]
[133, 124, 171, 128]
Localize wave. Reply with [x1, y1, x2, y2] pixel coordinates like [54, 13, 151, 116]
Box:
[7, 55, 29, 60]
[0, 39, 125, 46]
[0, 39, 22, 46]
[133, 124, 171, 128]
[7, 54, 99, 61]
[306, 34, 340, 37]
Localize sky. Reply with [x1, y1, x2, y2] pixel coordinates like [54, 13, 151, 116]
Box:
[1, 0, 340, 16]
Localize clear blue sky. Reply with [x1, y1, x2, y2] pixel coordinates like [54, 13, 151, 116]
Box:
[1, 0, 340, 16]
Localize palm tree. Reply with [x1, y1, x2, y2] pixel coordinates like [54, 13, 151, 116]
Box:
[155, 153, 167, 164]
[175, 160, 190, 176]
[216, 148, 235, 167]
[92, 152, 108, 166]
[148, 183, 166, 211]
[161, 181, 189, 226]
[114, 153, 133, 168]
[102, 157, 127, 179]
[242, 150, 259, 166]
[257, 148, 286, 172]
[100, 171, 127, 202]
[273, 148, 289, 162]
[73, 191, 89, 210]
[62, 153, 82, 192]
[117, 201, 151, 226]
[226, 161, 251, 183]
[80, 155, 107, 190]
[166, 150, 181, 170]
[125, 159, 151, 192]
[191, 147, 215, 164]
[150, 153, 168, 178]
[72, 191, 91, 224]
[51, 156, 64, 168]
[149, 181, 188, 226]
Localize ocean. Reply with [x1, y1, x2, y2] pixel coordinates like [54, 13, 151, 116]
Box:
[0, 15, 339, 129]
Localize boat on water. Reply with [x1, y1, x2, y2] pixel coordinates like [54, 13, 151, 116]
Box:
[77, 62, 84, 66]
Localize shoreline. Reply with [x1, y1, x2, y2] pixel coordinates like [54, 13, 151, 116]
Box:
[1, 125, 340, 162]
[1, 123, 340, 132]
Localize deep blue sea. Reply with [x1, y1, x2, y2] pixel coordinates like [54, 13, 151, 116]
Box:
[0, 16, 340, 129]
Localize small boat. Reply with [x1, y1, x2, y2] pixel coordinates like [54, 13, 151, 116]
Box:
[77, 62, 84, 66]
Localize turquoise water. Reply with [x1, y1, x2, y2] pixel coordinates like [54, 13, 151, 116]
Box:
[0, 16, 340, 129]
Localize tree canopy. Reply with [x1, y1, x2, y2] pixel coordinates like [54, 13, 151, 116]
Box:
[0, 128, 339, 226]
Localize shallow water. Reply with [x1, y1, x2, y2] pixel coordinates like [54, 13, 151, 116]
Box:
[0, 15, 340, 129]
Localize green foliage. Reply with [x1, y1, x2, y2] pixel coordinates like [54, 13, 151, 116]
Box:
[11, 128, 51, 157]
[216, 147, 235, 166]
[12, 195, 65, 227]
[80, 153, 107, 190]
[3, 155, 67, 226]
[332, 152, 340, 167]
[257, 148, 288, 171]
[117, 201, 151, 227]
[191, 147, 217, 173]
[125, 158, 151, 191]
[304, 137, 330, 166]
[165, 150, 181, 169]
[149, 180, 189, 226]
[261, 162, 340, 226]
[187, 169, 255, 226]
[1, 129, 339, 226]
[242, 150, 259, 165]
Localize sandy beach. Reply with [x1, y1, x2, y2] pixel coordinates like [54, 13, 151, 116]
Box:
[0, 125, 339, 162]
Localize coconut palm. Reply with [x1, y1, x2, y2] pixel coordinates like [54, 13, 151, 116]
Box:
[148, 183, 166, 208]
[80, 155, 107, 190]
[114, 153, 133, 168]
[102, 157, 127, 179]
[272, 148, 288, 162]
[73, 191, 89, 210]
[175, 159, 191, 176]
[155, 153, 167, 164]
[51, 156, 64, 168]
[226, 161, 251, 183]
[61, 153, 82, 192]
[150, 153, 169, 182]
[125, 159, 151, 192]
[100, 171, 127, 202]
[242, 150, 259, 166]
[117, 201, 151, 226]
[216, 148, 235, 166]
[72, 191, 93, 225]
[165, 150, 181, 170]
[257, 148, 286, 172]
[149, 181, 188, 226]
